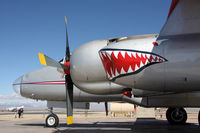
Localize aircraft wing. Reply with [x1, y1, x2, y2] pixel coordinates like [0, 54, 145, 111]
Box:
[159, 0, 200, 37]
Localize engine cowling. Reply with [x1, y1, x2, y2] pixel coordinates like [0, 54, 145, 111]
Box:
[70, 40, 126, 94]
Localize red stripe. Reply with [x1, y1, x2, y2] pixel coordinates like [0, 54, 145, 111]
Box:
[167, 0, 179, 18]
[23, 81, 65, 85]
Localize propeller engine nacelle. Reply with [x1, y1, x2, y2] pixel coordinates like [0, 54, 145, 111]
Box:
[70, 40, 125, 94]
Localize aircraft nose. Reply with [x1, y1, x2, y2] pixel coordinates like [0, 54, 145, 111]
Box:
[13, 76, 23, 95]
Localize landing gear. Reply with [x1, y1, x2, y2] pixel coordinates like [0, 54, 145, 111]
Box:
[45, 107, 59, 127]
[166, 107, 187, 125]
[46, 113, 59, 127]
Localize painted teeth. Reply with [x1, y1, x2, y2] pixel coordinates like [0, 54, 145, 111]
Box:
[107, 72, 110, 79]
[127, 66, 132, 73]
[137, 53, 142, 58]
[127, 52, 132, 57]
[135, 65, 139, 71]
[145, 54, 150, 58]
[110, 68, 114, 77]
[115, 69, 119, 77]
[120, 67, 126, 74]
[132, 52, 136, 58]
[101, 51, 105, 58]
[144, 59, 149, 65]
[140, 61, 144, 67]
[113, 51, 118, 59]
[105, 51, 112, 61]
[100, 50, 166, 80]
[120, 51, 125, 58]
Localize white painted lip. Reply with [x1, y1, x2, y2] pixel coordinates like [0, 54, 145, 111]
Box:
[99, 49, 167, 80]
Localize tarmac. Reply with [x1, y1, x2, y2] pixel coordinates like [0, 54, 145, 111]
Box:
[0, 112, 200, 133]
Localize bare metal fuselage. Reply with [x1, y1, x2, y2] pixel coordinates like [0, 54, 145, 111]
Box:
[13, 34, 200, 108]
[68, 34, 200, 107]
[71, 34, 200, 93]
[14, 66, 123, 102]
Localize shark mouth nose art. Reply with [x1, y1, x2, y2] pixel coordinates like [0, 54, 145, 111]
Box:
[99, 49, 167, 81]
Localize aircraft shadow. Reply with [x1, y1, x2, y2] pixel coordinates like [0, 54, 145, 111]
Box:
[131, 118, 200, 133]
[18, 118, 200, 133]
[54, 119, 200, 133]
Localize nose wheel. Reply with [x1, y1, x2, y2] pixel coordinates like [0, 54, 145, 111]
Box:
[46, 113, 59, 127]
[45, 107, 59, 127]
[166, 107, 187, 125]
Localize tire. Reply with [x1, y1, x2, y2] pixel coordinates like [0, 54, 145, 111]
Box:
[45, 113, 59, 127]
[166, 107, 173, 124]
[166, 107, 187, 125]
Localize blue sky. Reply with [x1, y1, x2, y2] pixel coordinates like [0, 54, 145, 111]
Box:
[0, 0, 171, 107]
